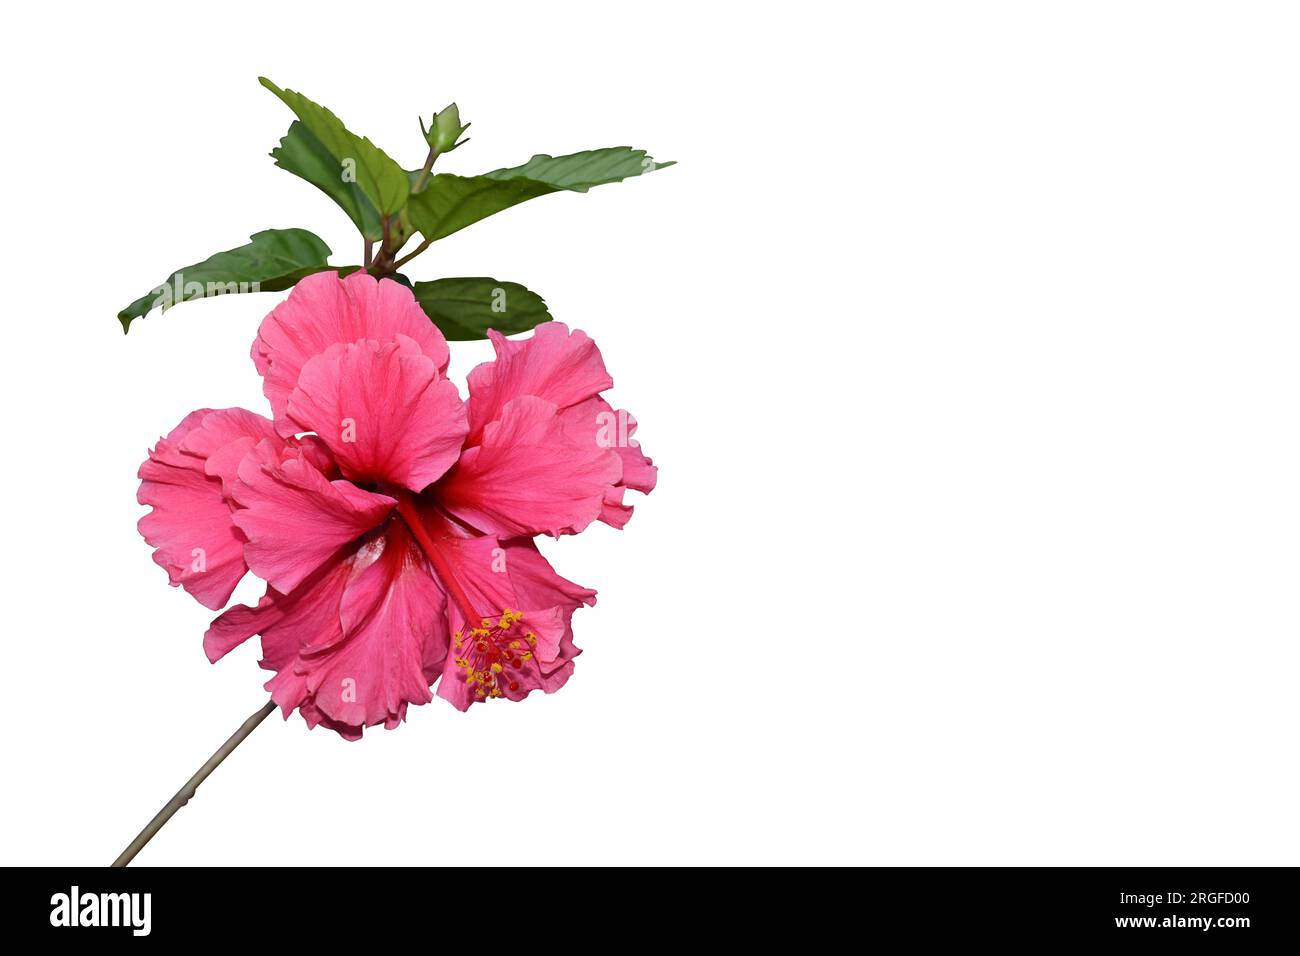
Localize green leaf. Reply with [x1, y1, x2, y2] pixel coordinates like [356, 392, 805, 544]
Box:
[412, 277, 552, 341]
[272, 121, 384, 241]
[407, 147, 672, 243]
[259, 77, 409, 217]
[406, 175, 552, 243]
[485, 147, 674, 191]
[117, 228, 336, 332]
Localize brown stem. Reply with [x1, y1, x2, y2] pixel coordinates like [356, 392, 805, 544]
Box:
[111, 700, 276, 867]
[368, 216, 404, 277]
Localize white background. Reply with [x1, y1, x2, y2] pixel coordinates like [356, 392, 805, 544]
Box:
[1, 1, 1297, 866]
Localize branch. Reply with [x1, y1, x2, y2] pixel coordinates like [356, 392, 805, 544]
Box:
[111, 700, 277, 866]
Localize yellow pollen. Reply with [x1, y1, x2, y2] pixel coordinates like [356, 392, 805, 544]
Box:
[454, 609, 535, 703]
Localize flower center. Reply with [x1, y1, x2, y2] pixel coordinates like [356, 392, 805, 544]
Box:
[452, 609, 535, 700]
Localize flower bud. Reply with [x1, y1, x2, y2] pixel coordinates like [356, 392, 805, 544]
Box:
[421, 103, 470, 154]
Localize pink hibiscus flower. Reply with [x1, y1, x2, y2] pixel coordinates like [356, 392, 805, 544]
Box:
[137, 271, 655, 739]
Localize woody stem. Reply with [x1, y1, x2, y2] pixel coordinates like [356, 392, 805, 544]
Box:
[111, 700, 276, 867]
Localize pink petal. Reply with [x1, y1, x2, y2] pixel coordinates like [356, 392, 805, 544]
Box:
[203, 549, 354, 720]
[464, 324, 656, 528]
[556, 396, 657, 528]
[438, 396, 621, 538]
[253, 271, 450, 436]
[288, 434, 340, 479]
[297, 701, 366, 741]
[500, 537, 597, 612]
[287, 335, 467, 492]
[206, 531, 446, 739]
[137, 409, 260, 610]
[464, 323, 613, 444]
[179, 407, 281, 496]
[428, 532, 520, 615]
[499, 537, 593, 664]
[300, 522, 448, 729]
[231, 440, 396, 594]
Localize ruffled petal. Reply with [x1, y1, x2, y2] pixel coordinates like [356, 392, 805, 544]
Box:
[287, 335, 467, 492]
[253, 271, 451, 435]
[462, 324, 655, 528]
[231, 441, 396, 594]
[179, 407, 281, 496]
[438, 396, 621, 538]
[206, 530, 446, 740]
[296, 522, 448, 730]
[499, 537, 593, 665]
[297, 701, 365, 740]
[203, 548, 354, 721]
[500, 537, 597, 612]
[464, 323, 613, 444]
[556, 396, 657, 528]
[137, 408, 265, 610]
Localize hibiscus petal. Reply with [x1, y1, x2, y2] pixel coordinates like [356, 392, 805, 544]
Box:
[556, 396, 657, 528]
[137, 408, 259, 610]
[500, 537, 597, 612]
[438, 396, 621, 538]
[179, 407, 281, 496]
[464, 323, 613, 444]
[287, 335, 468, 492]
[203, 549, 354, 717]
[497, 538, 591, 674]
[301, 523, 448, 729]
[463, 324, 655, 528]
[231, 441, 396, 594]
[254, 271, 451, 435]
[298, 700, 365, 741]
